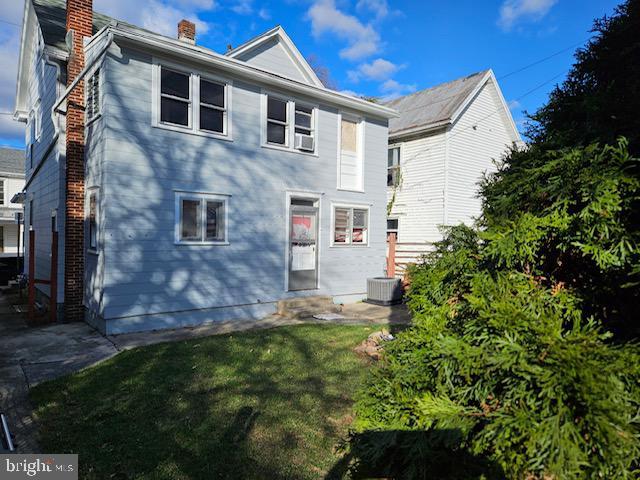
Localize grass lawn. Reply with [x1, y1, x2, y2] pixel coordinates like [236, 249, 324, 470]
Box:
[30, 324, 381, 479]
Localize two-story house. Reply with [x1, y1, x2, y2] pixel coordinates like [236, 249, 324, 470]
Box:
[0, 148, 25, 282]
[13, 0, 397, 333]
[385, 70, 522, 273]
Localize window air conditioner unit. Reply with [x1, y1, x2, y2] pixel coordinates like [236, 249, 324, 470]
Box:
[295, 133, 314, 152]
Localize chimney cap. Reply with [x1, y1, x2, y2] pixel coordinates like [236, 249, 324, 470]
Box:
[178, 19, 196, 44]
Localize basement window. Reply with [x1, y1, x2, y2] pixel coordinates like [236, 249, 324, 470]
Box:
[175, 191, 229, 245]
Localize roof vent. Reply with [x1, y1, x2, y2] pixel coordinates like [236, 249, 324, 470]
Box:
[178, 20, 196, 44]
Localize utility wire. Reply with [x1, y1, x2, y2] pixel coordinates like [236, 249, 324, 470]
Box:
[390, 39, 586, 117]
[0, 18, 20, 27]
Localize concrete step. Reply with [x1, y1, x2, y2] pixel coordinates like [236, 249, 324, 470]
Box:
[277, 296, 342, 319]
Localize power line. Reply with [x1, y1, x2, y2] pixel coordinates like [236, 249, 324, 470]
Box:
[391, 38, 585, 117]
[0, 18, 20, 27]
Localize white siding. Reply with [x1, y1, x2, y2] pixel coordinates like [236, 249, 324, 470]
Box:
[446, 80, 514, 226]
[387, 131, 446, 244]
[234, 37, 307, 83]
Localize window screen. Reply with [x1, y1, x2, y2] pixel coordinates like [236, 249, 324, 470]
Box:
[160, 68, 190, 127]
[267, 96, 288, 145]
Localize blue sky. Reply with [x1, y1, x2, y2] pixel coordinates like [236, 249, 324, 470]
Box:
[0, 0, 621, 148]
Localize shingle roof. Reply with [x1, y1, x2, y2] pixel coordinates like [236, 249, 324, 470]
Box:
[32, 0, 138, 51]
[0, 148, 25, 175]
[385, 70, 489, 135]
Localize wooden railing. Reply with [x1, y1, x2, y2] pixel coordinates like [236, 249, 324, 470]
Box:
[386, 234, 433, 278]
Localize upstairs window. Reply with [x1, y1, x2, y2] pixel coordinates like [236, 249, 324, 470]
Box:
[332, 206, 369, 246]
[338, 116, 363, 191]
[0, 179, 4, 205]
[266, 96, 288, 145]
[86, 69, 101, 123]
[175, 192, 229, 245]
[387, 218, 398, 240]
[199, 79, 226, 134]
[388, 146, 400, 187]
[160, 67, 191, 127]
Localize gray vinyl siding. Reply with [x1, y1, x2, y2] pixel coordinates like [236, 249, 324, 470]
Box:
[97, 42, 387, 331]
[234, 38, 307, 83]
[23, 25, 65, 304]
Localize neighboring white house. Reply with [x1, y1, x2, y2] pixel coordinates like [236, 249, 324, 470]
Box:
[385, 70, 522, 269]
[0, 148, 25, 260]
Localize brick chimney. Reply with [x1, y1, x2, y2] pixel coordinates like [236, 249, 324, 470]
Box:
[178, 19, 196, 44]
[64, 0, 92, 322]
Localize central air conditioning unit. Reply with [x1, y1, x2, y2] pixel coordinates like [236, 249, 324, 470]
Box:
[295, 133, 314, 152]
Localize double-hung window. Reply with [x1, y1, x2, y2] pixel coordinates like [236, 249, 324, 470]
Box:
[387, 218, 398, 240]
[157, 65, 230, 137]
[388, 146, 400, 187]
[160, 67, 191, 127]
[332, 206, 369, 246]
[0, 179, 4, 205]
[175, 192, 229, 245]
[266, 96, 288, 146]
[199, 79, 226, 134]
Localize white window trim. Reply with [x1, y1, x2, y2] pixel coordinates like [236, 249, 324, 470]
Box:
[284, 190, 323, 292]
[85, 67, 102, 126]
[86, 187, 99, 254]
[387, 217, 399, 240]
[260, 89, 319, 156]
[387, 143, 401, 188]
[336, 111, 365, 193]
[330, 202, 371, 247]
[152, 59, 233, 141]
[34, 100, 41, 141]
[174, 190, 230, 246]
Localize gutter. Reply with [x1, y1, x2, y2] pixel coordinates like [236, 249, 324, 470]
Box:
[109, 25, 399, 119]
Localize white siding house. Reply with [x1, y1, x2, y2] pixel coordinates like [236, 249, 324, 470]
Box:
[0, 149, 25, 260]
[14, 0, 397, 333]
[385, 70, 522, 268]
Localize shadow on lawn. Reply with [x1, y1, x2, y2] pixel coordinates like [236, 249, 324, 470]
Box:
[326, 430, 505, 480]
[31, 326, 372, 479]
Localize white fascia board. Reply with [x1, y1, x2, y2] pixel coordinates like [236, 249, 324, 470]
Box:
[110, 25, 398, 119]
[389, 121, 450, 140]
[14, 0, 34, 117]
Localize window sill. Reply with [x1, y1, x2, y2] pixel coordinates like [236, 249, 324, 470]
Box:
[261, 143, 318, 157]
[153, 123, 233, 142]
[329, 244, 370, 248]
[87, 249, 99, 255]
[336, 188, 365, 194]
[175, 241, 230, 246]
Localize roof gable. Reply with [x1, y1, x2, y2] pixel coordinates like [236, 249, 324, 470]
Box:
[386, 69, 520, 143]
[226, 26, 324, 88]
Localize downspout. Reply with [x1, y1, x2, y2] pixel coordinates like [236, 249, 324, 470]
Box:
[52, 29, 114, 115]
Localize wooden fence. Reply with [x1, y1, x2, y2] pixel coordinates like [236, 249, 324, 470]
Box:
[386, 233, 434, 278]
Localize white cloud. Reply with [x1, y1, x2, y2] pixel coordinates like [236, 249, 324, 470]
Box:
[498, 0, 558, 30]
[307, 0, 381, 61]
[380, 79, 416, 99]
[258, 8, 271, 20]
[95, 0, 213, 37]
[0, 0, 25, 25]
[356, 0, 388, 20]
[508, 99, 521, 110]
[340, 89, 365, 98]
[230, 0, 253, 15]
[348, 58, 402, 82]
[0, 24, 24, 143]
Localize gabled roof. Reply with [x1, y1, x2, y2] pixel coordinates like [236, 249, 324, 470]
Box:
[0, 148, 25, 175]
[385, 70, 490, 135]
[226, 26, 324, 88]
